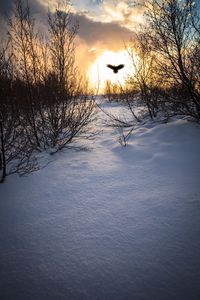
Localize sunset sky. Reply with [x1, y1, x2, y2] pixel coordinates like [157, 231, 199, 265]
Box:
[70, 0, 142, 89]
[0, 0, 144, 90]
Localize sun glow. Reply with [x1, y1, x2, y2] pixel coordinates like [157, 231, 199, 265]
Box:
[88, 50, 135, 93]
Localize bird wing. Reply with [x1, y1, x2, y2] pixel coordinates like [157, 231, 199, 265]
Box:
[116, 64, 124, 70]
[107, 64, 115, 70]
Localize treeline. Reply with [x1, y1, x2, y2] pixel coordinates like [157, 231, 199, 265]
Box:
[0, 0, 95, 183]
[107, 0, 200, 122]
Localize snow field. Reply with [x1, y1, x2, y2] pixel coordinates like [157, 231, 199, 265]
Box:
[0, 101, 200, 299]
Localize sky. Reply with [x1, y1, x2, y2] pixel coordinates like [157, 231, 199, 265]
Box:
[0, 0, 144, 89]
[70, 0, 143, 80]
[1, 0, 200, 90]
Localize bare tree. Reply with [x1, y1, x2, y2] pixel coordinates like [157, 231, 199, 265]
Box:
[8, 0, 42, 148]
[41, 2, 95, 151]
[0, 42, 38, 183]
[144, 0, 200, 119]
[127, 34, 165, 120]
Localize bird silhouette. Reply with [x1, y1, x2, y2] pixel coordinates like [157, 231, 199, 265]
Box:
[107, 64, 124, 73]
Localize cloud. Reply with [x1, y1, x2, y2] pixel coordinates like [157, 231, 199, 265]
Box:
[70, 1, 145, 31]
[73, 12, 135, 74]
[0, 0, 13, 15]
[75, 13, 133, 48]
[89, 0, 145, 30]
[0, 0, 50, 41]
[0, 0, 46, 16]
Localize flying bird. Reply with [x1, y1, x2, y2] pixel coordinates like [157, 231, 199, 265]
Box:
[107, 64, 125, 74]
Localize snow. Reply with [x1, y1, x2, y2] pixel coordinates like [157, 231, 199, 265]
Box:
[0, 100, 200, 300]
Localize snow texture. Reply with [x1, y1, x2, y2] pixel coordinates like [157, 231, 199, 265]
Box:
[0, 101, 200, 300]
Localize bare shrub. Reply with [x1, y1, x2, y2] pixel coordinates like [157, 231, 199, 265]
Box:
[0, 42, 38, 183]
[0, 0, 95, 182]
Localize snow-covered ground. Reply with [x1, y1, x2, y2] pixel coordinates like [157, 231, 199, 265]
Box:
[0, 100, 200, 300]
